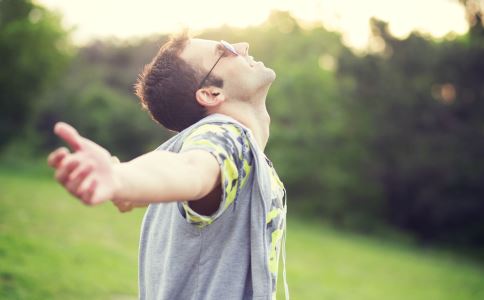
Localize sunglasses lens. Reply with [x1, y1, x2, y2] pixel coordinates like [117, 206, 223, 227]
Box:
[221, 40, 238, 55]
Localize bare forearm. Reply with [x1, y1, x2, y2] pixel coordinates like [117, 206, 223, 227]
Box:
[47, 122, 217, 210]
[112, 151, 212, 204]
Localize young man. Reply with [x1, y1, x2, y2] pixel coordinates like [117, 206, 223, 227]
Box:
[47, 33, 288, 300]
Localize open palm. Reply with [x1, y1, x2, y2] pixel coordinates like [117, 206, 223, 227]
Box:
[48, 122, 120, 205]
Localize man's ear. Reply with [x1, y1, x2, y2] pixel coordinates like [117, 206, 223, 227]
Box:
[195, 86, 226, 108]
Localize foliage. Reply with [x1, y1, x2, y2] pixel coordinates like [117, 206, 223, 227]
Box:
[32, 37, 173, 161]
[1, 6, 484, 247]
[337, 18, 484, 245]
[0, 0, 72, 149]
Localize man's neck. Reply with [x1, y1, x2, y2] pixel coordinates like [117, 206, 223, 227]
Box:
[213, 96, 271, 151]
[231, 103, 271, 151]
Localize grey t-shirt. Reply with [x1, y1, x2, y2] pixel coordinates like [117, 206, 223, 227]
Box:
[138, 114, 288, 300]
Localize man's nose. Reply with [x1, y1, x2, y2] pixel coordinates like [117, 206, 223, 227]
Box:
[234, 42, 249, 55]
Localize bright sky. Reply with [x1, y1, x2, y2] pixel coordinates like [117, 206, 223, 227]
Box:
[36, 0, 469, 49]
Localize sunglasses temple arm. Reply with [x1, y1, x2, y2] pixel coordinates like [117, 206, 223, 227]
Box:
[198, 54, 224, 89]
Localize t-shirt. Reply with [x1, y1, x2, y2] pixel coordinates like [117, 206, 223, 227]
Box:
[180, 122, 286, 299]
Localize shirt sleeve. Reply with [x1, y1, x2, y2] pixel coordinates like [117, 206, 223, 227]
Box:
[179, 122, 253, 227]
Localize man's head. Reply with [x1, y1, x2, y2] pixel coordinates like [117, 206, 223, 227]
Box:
[135, 33, 275, 132]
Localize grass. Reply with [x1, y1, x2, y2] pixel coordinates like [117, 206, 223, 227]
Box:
[279, 221, 484, 299]
[1, 163, 483, 299]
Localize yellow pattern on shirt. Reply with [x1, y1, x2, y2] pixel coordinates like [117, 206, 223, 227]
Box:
[179, 123, 252, 227]
[180, 122, 286, 299]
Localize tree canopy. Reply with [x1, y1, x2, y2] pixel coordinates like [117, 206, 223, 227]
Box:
[2, 3, 483, 247]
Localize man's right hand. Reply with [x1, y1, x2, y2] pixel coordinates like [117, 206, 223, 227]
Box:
[47, 122, 121, 206]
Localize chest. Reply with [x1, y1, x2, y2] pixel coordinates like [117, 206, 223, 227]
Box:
[263, 156, 285, 207]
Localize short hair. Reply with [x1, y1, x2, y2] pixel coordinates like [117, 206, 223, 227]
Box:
[135, 32, 223, 132]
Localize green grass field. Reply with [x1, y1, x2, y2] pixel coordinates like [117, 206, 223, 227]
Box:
[1, 164, 483, 300]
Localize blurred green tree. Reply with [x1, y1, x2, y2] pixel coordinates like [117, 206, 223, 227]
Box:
[0, 0, 71, 149]
[338, 15, 484, 244]
[8, 7, 483, 246]
[32, 37, 172, 160]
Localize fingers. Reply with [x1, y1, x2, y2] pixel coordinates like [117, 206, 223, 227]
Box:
[78, 176, 97, 204]
[50, 150, 111, 207]
[47, 147, 70, 168]
[68, 162, 94, 183]
[55, 155, 81, 184]
[54, 122, 83, 151]
[69, 174, 100, 206]
[65, 163, 94, 197]
[54, 154, 97, 203]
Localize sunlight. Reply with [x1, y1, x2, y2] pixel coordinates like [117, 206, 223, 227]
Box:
[36, 0, 469, 49]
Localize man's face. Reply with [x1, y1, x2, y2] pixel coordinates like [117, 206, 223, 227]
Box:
[180, 38, 276, 102]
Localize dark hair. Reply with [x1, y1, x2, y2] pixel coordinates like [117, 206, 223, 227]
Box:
[135, 32, 223, 132]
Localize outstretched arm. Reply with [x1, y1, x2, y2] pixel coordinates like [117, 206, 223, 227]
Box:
[47, 122, 220, 212]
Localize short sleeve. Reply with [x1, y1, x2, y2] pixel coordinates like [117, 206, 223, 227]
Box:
[179, 123, 253, 227]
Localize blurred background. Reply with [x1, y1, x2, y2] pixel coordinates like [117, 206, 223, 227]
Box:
[1, 0, 483, 299]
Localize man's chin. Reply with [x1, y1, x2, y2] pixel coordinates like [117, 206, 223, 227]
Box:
[268, 70, 277, 83]
[257, 71, 276, 92]
[263, 66, 276, 82]
[269, 68, 276, 80]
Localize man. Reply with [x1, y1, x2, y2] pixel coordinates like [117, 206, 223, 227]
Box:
[47, 33, 288, 300]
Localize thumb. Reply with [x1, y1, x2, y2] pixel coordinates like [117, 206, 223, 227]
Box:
[54, 122, 83, 151]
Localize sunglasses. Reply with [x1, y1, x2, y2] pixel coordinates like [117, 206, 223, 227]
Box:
[198, 40, 239, 89]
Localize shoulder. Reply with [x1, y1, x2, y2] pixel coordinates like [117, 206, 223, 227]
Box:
[182, 122, 250, 152]
[186, 122, 246, 139]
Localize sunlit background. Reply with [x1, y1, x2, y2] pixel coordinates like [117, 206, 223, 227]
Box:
[39, 0, 468, 49]
[1, 0, 484, 299]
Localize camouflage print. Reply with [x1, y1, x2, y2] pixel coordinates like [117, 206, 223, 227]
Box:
[266, 161, 286, 299]
[180, 122, 286, 299]
[179, 123, 254, 227]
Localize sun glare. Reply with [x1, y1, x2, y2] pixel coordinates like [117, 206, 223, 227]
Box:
[37, 0, 469, 49]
